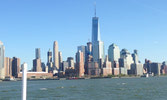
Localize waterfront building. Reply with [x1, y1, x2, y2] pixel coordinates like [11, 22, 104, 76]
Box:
[78, 45, 87, 63]
[0, 41, 5, 79]
[130, 63, 143, 75]
[92, 41, 105, 62]
[76, 50, 85, 77]
[12, 57, 20, 77]
[150, 63, 161, 75]
[108, 43, 120, 67]
[120, 49, 134, 70]
[119, 67, 128, 75]
[67, 57, 74, 68]
[65, 67, 77, 77]
[45, 66, 49, 73]
[59, 51, 63, 71]
[103, 56, 112, 68]
[47, 49, 52, 63]
[47, 49, 53, 72]
[35, 48, 40, 59]
[87, 42, 92, 56]
[41, 62, 45, 72]
[119, 58, 127, 68]
[161, 61, 167, 74]
[33, 59, 42, 72]
[58, 71, 65, 78]
[84, 55, 93, 75]
[91, 10, 105, 62]
[17, 72, 53, 79]
[53, 41, 59, 70]
[33, 48, 42, 72]
[4, 57, 13, 77]
[98, 58, 103, 68]
[113, 68, 120, 75]
[143, 59, 151, 74]
[102, 56, 112, 76]
[143, 59, 161, 75]
[132, 50, 139, 64]
[143, 59, 149, 74]
[114, 61, 119, 68]
[88, 61, 101, 76]
[61, 61, 68, 72]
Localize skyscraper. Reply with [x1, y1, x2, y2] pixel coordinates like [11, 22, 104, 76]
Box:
[53, 41, 59, 70]
[76, 50, 84, 77]
[78, 45, 87, 63]
[47, 49, 53, 72]
[59, 51, 63, 71]
[33, 59, 42, 72]
[91, 8, 105, 62]
[132, 50, 139, 64]
[92, 41, 105, 62]
[47, 49, 52, 63]
[61, 61, 68, 72]
[33, 48, 42, 72]
[0, 41, 5, 79]
[67, 57, 74, 68]
[35, 48, 40, 59]
[5, 57, 13, 77]
[87, 42, 92, 56]
[108, 43, 120, 66]
[12, 57, 20, 77]
[102, 55, 112, 76]
[92, 16, 100, 43]
[120, 49, 134, 70]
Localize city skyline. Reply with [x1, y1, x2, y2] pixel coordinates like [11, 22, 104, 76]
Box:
[1, 0, 167, 69]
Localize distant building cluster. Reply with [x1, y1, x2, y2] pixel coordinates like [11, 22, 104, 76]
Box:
[0, 14, 167, 79]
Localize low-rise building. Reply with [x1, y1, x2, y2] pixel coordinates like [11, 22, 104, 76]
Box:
[113, 68, 119, 75]
[18, 72, 53, 79]
[130, 63, 143, 76]
[119, 67, 127, 75]
[65, 67, 77, 77]
[101, 56, 112, 76]
[88, 62, 101, 76]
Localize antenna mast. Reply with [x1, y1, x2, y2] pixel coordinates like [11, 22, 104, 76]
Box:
[94, 2, 96, 17]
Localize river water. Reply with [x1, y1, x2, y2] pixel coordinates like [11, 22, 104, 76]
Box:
[0, 77, 167, 100]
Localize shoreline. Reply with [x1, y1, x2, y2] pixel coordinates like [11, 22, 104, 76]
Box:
[1, 75, 162, 82]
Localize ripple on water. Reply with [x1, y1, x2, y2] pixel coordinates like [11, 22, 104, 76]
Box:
[122, 83, 126, 85]
[56, 86, 64, 89]
[40, 88, 47, 91]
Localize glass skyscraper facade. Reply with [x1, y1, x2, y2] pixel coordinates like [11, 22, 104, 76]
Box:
[78, 45, 87, 63]
[92, 16, 105, 62]
[92, 17, 101, 43]
[108, 43, 120, 63]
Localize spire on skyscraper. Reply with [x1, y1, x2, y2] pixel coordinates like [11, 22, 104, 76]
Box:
[94, 2, 96, 17]
[92, 3, 101, 43]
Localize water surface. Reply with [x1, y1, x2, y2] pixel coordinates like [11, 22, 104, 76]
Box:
[0, 77, 167, 100]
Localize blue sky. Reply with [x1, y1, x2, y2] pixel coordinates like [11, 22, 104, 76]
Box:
[1, 0, 167, 69]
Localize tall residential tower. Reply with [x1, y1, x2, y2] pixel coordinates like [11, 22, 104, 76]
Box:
[76, 50, 85, 77]
[53, 41, 59, 70]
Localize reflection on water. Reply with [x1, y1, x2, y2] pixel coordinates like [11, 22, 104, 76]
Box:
[0, 77, 167, 100]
